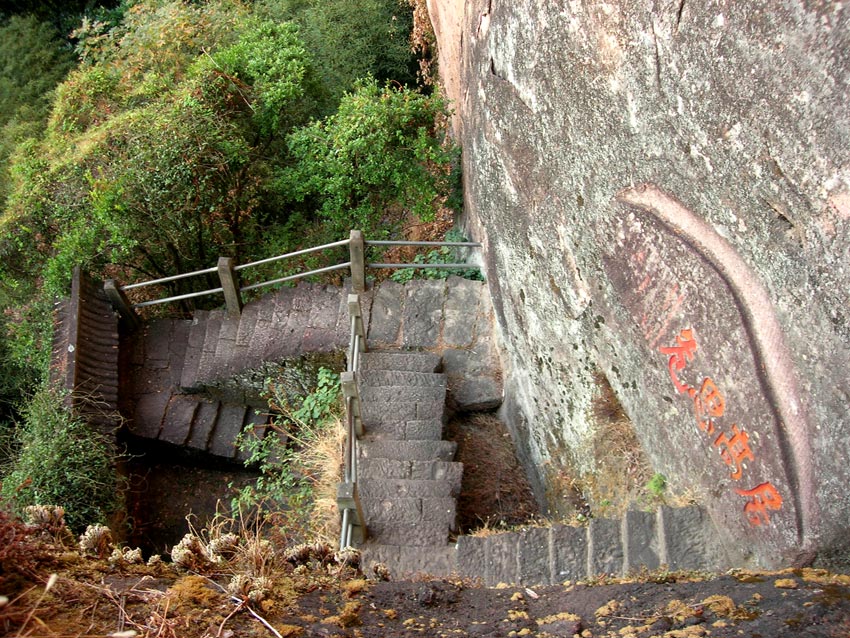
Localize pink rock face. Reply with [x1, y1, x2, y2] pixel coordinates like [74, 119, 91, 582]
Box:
[430, 0, 850, 568]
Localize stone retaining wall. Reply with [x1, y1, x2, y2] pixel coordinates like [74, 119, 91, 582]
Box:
[455, 506, 729, 586]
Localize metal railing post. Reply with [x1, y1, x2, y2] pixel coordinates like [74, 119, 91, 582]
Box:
[104, 279, 141, 330]
[341, 371, 363, 437]
[349, 230, 365, 293]
[217, 256, 242, 316]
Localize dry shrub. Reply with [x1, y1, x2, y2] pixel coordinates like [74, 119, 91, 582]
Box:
[408, 0, 438, 85]
[0, 505, 41, 579]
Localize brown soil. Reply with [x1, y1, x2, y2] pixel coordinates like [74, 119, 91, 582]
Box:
[445, 412, 540, 534]
[4, 548, 850, 637]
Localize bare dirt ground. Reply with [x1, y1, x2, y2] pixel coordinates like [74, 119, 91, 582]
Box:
[4, 548, 850, 638]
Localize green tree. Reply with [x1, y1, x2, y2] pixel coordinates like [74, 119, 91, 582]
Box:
[282, 79, 458, 235]
[257, 0, 416, 114]
[0, 14, 76, 203]
[2, 1, 311, 299]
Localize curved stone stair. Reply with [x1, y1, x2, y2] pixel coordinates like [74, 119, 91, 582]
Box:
[356, 351, 463, 577]
[180, 282, 351, 392]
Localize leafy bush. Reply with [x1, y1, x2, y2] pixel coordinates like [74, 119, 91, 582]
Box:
[0, 386, 121, 533]
[257, 0, 416, 114]
[391, 230, 484, 284]
[282, 79, 458, 235]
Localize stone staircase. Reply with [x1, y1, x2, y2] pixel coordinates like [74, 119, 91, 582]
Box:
[356, 351, 463, 577]
[124, 277, 502, 462]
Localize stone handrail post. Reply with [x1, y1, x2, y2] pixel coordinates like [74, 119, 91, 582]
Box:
[217, 257, 242, 316]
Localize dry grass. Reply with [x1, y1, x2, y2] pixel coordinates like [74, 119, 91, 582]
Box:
[583, 371, 654, 517]
[297, 416, 346, 544]
[446, 413, 540, 534]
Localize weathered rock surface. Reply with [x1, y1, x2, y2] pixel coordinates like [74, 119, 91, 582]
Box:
[431, 0, 850, 567]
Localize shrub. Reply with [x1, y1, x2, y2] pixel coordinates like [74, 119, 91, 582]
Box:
[0, 386, 121, 533]
[281, 79, 458, 236]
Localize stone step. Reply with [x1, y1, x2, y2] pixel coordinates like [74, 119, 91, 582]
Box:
[360, 543, 457, 579]
[358, 458, 463, 487]
[358, 385, 447, 405]
[358, 478, 459, 499]
[361, 400, 445, 425]
[360, 439, 457, 462]
[187, 399, 220, 450]
[359, 352, 442, 373]
[364, 419, 444, 441]
[212, 314, 241, 377]
[359, 370, 446, 388]
[193, 309, 224, 385]
[159, 396, 200, 446]
[360, 496, 456, 529]
[180, 310, 209, 391]
[365, 521, 452, 547]
[207, 403, 249, 459]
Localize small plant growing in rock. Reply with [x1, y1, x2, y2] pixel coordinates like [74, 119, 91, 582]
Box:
[646, 473, 667, 498]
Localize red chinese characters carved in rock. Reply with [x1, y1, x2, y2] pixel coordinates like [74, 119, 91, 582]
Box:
[658, 328, 783, 527]
[659, 328, 697, 394]
[735, 482, 784, 526]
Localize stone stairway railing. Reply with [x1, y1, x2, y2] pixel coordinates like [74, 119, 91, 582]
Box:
[50, 267, 120, 434]
[104, 230, 482, 324]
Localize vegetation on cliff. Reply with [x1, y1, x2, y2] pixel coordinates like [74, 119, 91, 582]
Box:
[0, 0, 457, 534]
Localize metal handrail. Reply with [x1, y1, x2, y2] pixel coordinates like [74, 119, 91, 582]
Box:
[366, 240, 482, 247]
[121, 266, 219, 291]
[339, 294, 366, 550]
[108, 231, 482, 318]
[240, 262, 351, 293]
[368, 262, 477, 270]
[234, 238, 351, 271]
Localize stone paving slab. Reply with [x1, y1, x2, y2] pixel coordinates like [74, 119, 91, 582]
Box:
[360, 543, 457, 579]
[367, 280, 404, 345]
[358, 457, 412, 480]
[442, 277, 483, 348]
[360, 497, 421, 524]
[660, 505, 724, 571]
[552, 523, 588, 582]
[624, 509, 660, 573]
[235, 301, 260, 347]
[159, 396, 198, 446]
[358, 478, 457, 499]
[589, 517, 624, 577]
[359, 352, 442, 373]
[518, 527, 552, 586]
[365, 521, 451, 547]
[359, 385, 446, 405]
[186, 400, 219, 450]
[485, 533, 519, 586]
[131, 392, 169, 439]
[410, 460, 463, 485]
[360, 440, 457, 462]
[456, 535, 486, 582]
[401, 279, 447, 348]
[360, 370, 447, 387]
[207, 403, 245, 458]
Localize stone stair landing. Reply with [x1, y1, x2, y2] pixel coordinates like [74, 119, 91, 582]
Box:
[356, 351, 462, 578]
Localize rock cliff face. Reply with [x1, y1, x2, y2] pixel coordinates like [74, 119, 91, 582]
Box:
[430, 0, 850, 567]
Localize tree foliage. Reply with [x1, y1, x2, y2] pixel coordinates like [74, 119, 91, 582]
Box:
[0, 385, 121, 533]
[257, 0, 416, 114]
[283, 79, 458, 235]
